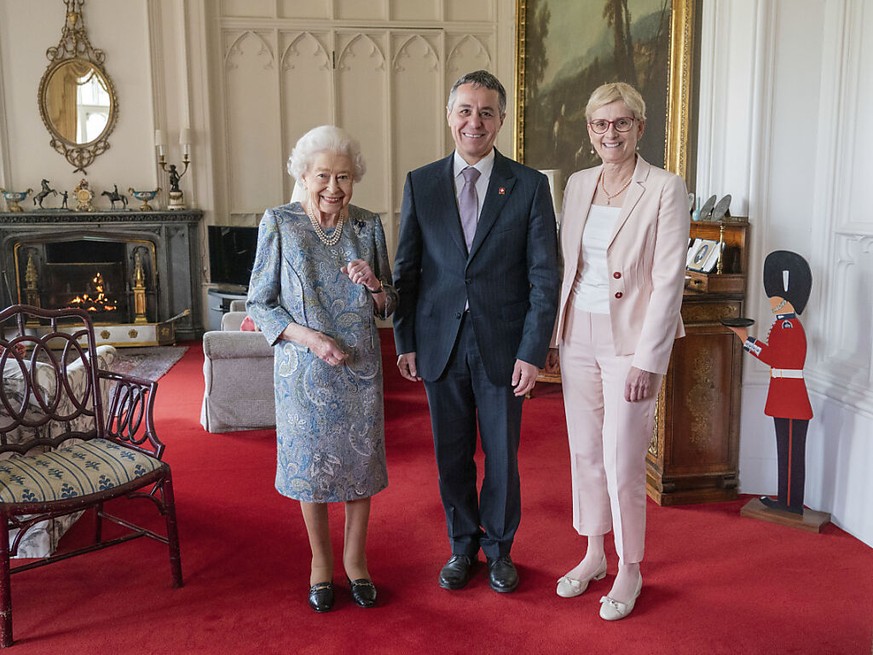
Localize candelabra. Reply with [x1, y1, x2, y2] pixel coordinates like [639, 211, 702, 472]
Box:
[155, 128, 191, 210]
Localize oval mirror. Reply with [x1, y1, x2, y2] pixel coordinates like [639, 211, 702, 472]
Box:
[40, 59, 115, 146]
[38, 1, 118, 173]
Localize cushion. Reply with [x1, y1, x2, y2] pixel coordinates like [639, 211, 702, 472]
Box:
[240, 315, 259, 331]
[0, 438, 164, 505]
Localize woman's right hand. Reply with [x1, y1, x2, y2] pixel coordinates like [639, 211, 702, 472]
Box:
[281, 325, 347, 366]
[309, 333, 347, 366]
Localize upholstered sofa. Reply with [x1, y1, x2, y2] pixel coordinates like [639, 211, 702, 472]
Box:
[4, 344, 117, 558]
[200, 301, 275, 433]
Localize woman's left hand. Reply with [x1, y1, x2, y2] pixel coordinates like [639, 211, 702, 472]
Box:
[625, 366, 655, 403]
[342, 259, 380, 292]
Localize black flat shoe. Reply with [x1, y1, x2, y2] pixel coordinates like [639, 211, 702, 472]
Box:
[348, 577, 377, 608]
[308, 582, 335, 612]
[759, 496, 803, 515]
[439, 554, 475, 590]
[487, 555, 519, 593]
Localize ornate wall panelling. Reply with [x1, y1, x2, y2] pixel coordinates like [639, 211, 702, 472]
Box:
[280, 30, 334, 191]
[390, 31, 443, 222]
[223, 29, 281, 219]
[213, 1, 499, 260]
[817, 234, 873, 411]
[218, 0, 498, 22]
[807, 1, 873, 416]
[334, 30, 389, 216]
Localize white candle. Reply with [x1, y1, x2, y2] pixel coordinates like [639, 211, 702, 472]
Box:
[154, 129, 165, 157]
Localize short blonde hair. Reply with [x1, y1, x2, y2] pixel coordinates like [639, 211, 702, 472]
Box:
[286, 125, 366, 182]
[585, 82, 646, 121]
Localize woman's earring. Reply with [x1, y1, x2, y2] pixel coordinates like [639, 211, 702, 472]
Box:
[589, 146, 595, 155]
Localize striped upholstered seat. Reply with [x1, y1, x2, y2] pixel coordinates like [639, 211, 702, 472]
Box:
[0, 439, 164, 505]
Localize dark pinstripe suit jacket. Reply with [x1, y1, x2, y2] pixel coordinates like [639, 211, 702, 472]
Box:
[393, 149, 560, 385]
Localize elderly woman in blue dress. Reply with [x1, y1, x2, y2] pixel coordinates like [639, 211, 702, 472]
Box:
[246, 125, 397, 613]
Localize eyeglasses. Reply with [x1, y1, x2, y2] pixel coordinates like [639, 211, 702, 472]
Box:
[587, 117, 636, 134]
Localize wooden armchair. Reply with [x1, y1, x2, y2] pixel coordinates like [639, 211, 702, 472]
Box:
[0, 305, 182, 647]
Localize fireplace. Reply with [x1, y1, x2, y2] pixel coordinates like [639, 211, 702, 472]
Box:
[0, 210, 203, 341]
[16, 235, 158, 324]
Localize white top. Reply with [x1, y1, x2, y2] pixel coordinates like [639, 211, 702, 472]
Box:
[571, 204, 621, 314]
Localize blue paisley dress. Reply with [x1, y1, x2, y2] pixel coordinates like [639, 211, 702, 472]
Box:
[246, 202, 397, 503]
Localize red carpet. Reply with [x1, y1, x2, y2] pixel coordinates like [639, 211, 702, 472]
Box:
[8, 332, 873, 654]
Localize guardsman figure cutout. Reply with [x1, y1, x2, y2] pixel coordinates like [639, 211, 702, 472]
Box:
[727, 251, 813, 514]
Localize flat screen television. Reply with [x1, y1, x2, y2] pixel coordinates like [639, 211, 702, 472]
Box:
[207, 225, 259, 289]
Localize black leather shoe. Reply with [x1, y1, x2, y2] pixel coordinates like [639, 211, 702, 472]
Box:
[439, 554, 475, 590]
[348, 578, 377, 608]
[308, 582, 335, 612]
[487, 555, 519, 593]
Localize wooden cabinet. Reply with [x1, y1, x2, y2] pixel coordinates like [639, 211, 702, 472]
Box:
[646, 218, 749, 505]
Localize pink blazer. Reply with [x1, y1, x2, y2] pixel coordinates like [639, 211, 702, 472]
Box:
[554, 156, 690, 374]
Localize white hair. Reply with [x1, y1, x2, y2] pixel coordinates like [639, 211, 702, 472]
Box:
[286, 125, 366, 182]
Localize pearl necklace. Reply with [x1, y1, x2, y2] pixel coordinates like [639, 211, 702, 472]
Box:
[305, 202, 345, 246]
[600, 173, 632, 205]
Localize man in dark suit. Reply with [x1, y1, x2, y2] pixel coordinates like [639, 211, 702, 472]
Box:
[393, 70, 559, 593]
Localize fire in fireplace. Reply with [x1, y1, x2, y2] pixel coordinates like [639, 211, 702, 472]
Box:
[68, 272, 118, 313]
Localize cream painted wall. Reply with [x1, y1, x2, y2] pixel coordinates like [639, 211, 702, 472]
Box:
[0, 0, 162, 199]
[0, 0, 214, 313]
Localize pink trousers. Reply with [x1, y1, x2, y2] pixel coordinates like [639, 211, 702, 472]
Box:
[559, 305, 660, 564]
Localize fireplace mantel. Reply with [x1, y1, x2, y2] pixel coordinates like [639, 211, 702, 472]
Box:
[0, 210, 204, 340]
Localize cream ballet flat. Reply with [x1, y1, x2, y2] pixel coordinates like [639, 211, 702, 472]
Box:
[555, 555, 607, 598]
[599, 573, 642, 621]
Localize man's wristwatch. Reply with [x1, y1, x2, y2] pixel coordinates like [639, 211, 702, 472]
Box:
[366, 283, 385, 295]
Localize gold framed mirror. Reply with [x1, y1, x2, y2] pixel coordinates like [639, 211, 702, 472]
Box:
[38, 0, 118, 173]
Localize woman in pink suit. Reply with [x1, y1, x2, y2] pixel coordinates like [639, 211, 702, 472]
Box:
[549, 83, 689, 620]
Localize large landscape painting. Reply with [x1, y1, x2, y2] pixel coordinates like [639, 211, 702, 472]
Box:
[516, 0, 695, 189]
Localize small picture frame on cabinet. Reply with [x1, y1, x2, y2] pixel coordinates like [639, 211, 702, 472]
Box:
[688, 239, 719, 272]
[686, 238, 704, 268]
[700, 240, 723, 273]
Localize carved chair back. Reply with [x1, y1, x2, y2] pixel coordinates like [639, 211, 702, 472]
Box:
[0, 304, 181, 648]
[0, 304, 163, 460]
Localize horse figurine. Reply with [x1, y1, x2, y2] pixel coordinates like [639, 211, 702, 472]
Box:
[33, 179, 58, 209]
[101, 184, 128, 210]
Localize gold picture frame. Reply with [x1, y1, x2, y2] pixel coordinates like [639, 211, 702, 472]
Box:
[515, 0, 697, 187]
